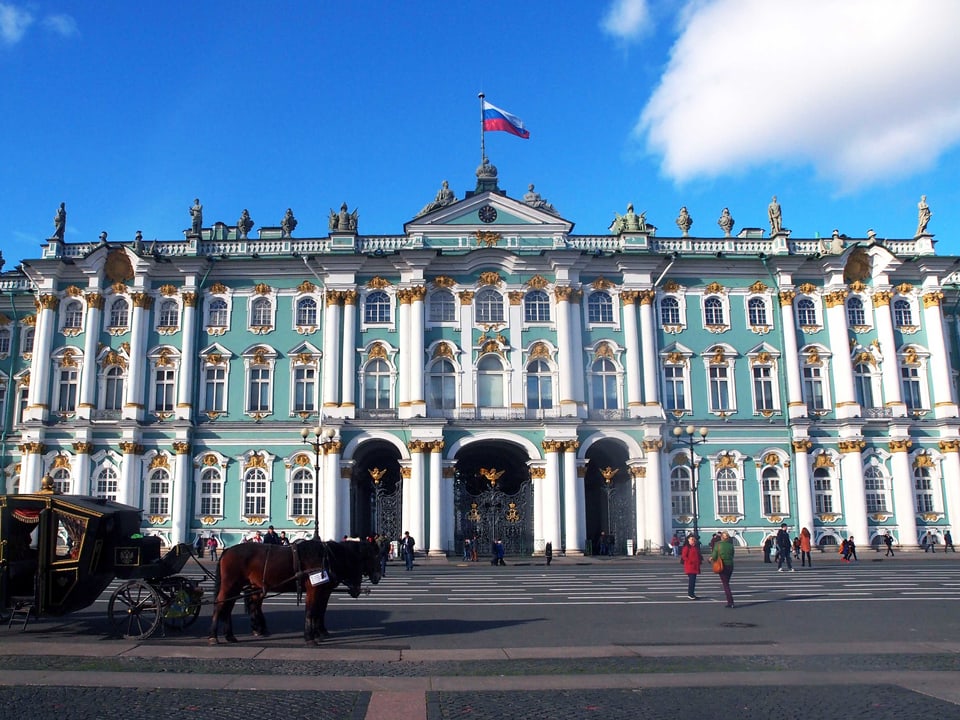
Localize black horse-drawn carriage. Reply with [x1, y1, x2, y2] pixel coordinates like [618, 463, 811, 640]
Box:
[0, 491, 202, 639]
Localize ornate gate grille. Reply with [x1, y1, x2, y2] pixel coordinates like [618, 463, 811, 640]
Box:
[455, 476, 533, 556]
[601, 480, 636, 555]
[371, 482, 402, 541]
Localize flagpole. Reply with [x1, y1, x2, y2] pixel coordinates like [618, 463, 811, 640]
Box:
[478, 91, 486, 164]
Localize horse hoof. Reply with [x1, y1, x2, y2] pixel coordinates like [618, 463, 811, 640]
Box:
[207, 637, 219, 646]
[225, 635, 238, 643]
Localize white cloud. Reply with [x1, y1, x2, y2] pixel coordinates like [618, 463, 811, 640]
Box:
[0, 2, 33, 45]
[600, 0, 651, 42]
[638, 0, 960, 191]
[43, 13, 78, 38]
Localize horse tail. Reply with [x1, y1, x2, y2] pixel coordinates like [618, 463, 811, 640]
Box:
[213, 552, 222, 601]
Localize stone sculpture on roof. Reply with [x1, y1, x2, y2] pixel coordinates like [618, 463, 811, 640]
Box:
[916, 195, 932, 236]
[237, 209, 254, 240]
[610, 203, 647, 235]
[52, 202, 66, 241]
[417, 180, 457, 217]
[676, 207, 693, 236]
[523, 184, 558, 215]
[329, 202, 358, 232]
[281, 208, 298, 238]
[717, 208, 734, 237]
[189, 198, 203, 235]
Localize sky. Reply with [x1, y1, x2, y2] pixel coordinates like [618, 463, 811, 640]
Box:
[2, 0, 960, 266]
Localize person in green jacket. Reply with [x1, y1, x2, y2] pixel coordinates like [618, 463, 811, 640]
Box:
[710, 530, 736, 608]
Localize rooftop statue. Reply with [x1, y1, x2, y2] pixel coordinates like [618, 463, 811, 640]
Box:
[916, 195, 932, 236]
[675, 207, 693, 235]
[281, 208, 298, 238]
[133, 230, 144, 253]
[237, 209, 254, 240]
[329, 202, 358, 232]
[418, 180, 457, 217]
[523, 183, 558, 215]
[610, 203, 647, 235]
[768, 195, 783, 235]
[189, 198, 203, 235]
[717, 207, 735, 236]
[52, 202, 66, 241]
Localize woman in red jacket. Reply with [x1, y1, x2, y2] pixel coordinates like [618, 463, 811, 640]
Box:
[681, 534, 702, 599]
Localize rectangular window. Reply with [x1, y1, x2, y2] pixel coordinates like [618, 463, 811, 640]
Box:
[709, 366, 730, 411]
[204, 366, 226, 412]
[148, 479, 170, 515]
[901, 366, 923, 410]
[293, 366, 317, 412]
[244, 479, 268, 516]
[753, 365, 775, 412]
[248, 367, 271, 412]
[670, 476, 692, 515]
[803, 366, 826, 411]
[154, 368, 175, 412]
[58, 368, 78, 412]
[664, 366, 686, 411]
[199, 471, 222, 516]
[292, 476, 314, 516]
[814, 477, 833, 513]
[762, 478, 782, 514]
[716, 478, 739, 514]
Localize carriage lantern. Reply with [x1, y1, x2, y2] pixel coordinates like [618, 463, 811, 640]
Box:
[301, 425, 336, 539]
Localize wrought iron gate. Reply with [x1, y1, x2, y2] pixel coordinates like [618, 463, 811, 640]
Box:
[599, 479, 636, 555]
[371, 481, 402, 541]
[455, 475, 533, 556]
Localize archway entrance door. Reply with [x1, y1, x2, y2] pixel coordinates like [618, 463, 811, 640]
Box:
[349, 441, 402, 541]
[454, 442, 533, 557]
[584, 441, 636, 555]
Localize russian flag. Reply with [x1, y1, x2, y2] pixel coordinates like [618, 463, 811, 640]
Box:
[482, 100, 530, 139]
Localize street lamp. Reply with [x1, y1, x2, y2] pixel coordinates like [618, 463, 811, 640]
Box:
[300, 425, 336, 539]
[673, 425, 709, 545]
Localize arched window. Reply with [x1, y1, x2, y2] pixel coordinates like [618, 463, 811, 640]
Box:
[704, 296, 725, 326]
[476, 354, 505, 407]
[208, 298, 228, 328]
[199, 466, 223, 516]
[475, 288, 504, 324]
[590, 357, 619, 410]
[296, 297, 318, 326]
[761, 466, 783, 515]
[51, 467, 71, 494]
[108, 298, 129, 329]
[251, 297, 272, 327]
[715, 467, 739, 514]
[158, 299, 179, 327]
[429, 290, 456, 323]
[914, 465, 935, 513]
[95, 466, 118, 501]
[661, 296, 681, 325]
[291, 466, 315, 518]
[748, 297, 768, 327]
[587, 291, 613, 324]
[864, 465, 888, 513]
[524, 290, 550, 323]
[846, 297, 866, 326]
[364, 290, 391, 324]
[670, 466, 692, 516]
[147, 468, 171, 516]
[363, 358, 392, 409]
[526, 358, 553, 410]
[797, 298, 817, 326]
[813, 466, 834, 513]
[103, 365, 125, 411]
[63, 300, 83, 329]
[853, 362, 875, 408]
[243, 467, 268, 516]
[893, 298, 913, 327]
[20, 326, 34, 355]
[427, 358, 456, 410]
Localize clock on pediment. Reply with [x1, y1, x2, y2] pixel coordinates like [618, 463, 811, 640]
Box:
[478, 205, 497, 223]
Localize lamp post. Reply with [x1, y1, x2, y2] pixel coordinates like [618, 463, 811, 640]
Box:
[301, 425, 336, 540]
[673, 425, 709, 545]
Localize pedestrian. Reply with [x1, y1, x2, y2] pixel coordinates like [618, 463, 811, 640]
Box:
[923, 530, 936, 553]
[471, 535, 479, 562]
[710, 530, 736, 608]
[847, 535, 858, 562]
[494, 539, 506, 566]
[251, 531, 263, 543]
[883, 531, 895, 557]
[793, 535, 801, 560]
[545, 541, 553, 566]
[839, 538, 850, 562]
[681, 534, 702, 599]
[945, 530, 955, 552]
[670, 532, 681, 557]
[263, 525, 281, 545]
[377, 534, 390, 577]
[194, 534, 205, 559]
[279, 531, 290, 546]
[799, 527, 812, 567]
[598, 531, 609, 556]
[206, 534, 218, 562]
[463, 537, 471, 561]
[776, 523, 794, 572]
[762, 535, 774, 563]
[401, 531, 416, 571]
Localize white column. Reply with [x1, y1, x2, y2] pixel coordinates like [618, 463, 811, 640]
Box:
[409, 287, 427, 416]
[428, 441, 444, 555]
[922, 291, 958, 418]
[643, 440, 665, 552]
[171, 441, 192, 545]
[838, 439, 868, 543]
[939, 439, 960, 543]
[19, 442, 43, 493]
[407, 447, 425, 551]
[72, 441, 92, 495]
[542, 442, 563, 551]
[508, 292, 525, 412]
[872, 291, 905, 416]
[554, 288, 576, 416]
[779, 291, 806, 420]
[175, 291, 199, 421]
[78, 292, 103, 419]
[825, 290, 858, 419]
[443, 460, 455, 557]
[322, 292, 342, 412]
[638, 291, 659, 406]
[124, 293, 151, 421]
[532, 464, 545, 552]
[630, 465, 646, 553]
[398, 291, 411, 414]
[27, 294, 57, 421]
[340, 291, 358, 413]
[562, 441, 584, 555]
[118, 441, 142, 509]
[458, 291, 476, 409]
[621, 292, 642, 414]
[325, 441, 342, 540]
[791, 439, 815, 536]
[570, 290, 586, 411]
[889, 438, 918, 548]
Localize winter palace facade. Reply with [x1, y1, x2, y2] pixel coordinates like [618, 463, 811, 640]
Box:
[2, 162, 958, 556]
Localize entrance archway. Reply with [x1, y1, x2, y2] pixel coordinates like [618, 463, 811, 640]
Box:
[349, 440, 402, 541]
[454, 442, 533, 557]
[584, 440, 635, 555]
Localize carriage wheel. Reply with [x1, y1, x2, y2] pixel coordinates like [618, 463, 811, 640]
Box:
[162, 577, 203, 630]
[108, 579, 162, 640]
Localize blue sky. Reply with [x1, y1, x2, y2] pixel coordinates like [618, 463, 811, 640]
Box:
[2, 0, 960, 265]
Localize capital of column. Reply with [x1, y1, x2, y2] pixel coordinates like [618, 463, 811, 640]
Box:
[778, 290, 795, 306]
[939, 439, 960, 454]
[425, 439, 445, 453]
[824, 290, 848, 308]
[84, 292, 105, 310]
[408, 439, 429, 453]
[888, 438, 913, 453]
[923, 291, 943, 308]
[458, 290, 474, 305]
[19, 441, 45, 455]
[119, 441, 144, 455]
[542, 439, 564, 453]
[325, 290, 345, 306]
[620, 290, 639, 305]
[36, 294, 59, 311]
[638, 290, 656, 305]
[72, 441, 93, 454]
[131, 292, 153, 309]
[837, 438, 866, 454]
[182, 292, 198, 308]
[343, 290, 359, 305]
[872, 291, 892, 308]
[172, 441, 191, 455]
[561, 439, 580, 453]
[791, 439, 813, 454]
[641, 438, 663, 453]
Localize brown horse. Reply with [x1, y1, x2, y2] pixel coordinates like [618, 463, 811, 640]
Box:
[207, 539, 381, 645]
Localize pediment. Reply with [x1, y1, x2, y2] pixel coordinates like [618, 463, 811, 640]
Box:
[404, 191, 573, 234]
